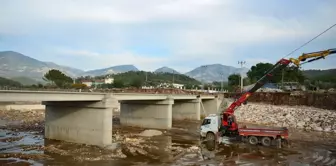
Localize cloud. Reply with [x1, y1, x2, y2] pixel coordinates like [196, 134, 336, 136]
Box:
[1, 0, 335, 72]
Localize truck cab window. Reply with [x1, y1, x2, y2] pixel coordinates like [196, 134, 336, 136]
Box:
[201, 119, 211, 125]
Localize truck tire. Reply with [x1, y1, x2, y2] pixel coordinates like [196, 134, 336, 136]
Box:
[206, 132, 215, 141]
[281, 139, 289, 147]
[261, 137, 271, 146]
[248, 136, 258, 145]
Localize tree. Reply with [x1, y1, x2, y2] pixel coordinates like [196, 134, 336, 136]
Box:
[247, 63, 275, 83]
[130, 77, 143, 88]
[247, 62, 305, 84]
[112, 78, 125, 88]
[43, 69, 73, 88]
[228, 74, 240, 86]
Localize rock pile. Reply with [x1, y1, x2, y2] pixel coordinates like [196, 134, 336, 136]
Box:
[234, 103, 336, 133]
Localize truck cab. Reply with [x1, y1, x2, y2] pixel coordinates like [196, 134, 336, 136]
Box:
[200, 114, 220, 140]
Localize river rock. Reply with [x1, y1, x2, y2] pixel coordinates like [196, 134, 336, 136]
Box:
[138, 129, 163, 137]
[234, 103, 336, 133]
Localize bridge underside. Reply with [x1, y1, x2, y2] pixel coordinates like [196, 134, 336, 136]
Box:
[119, 97, 220, 129]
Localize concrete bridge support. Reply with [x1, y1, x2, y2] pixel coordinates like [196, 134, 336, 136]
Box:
[42, 94, 118, 146]
[201, 97, 220, 115]
[120, 97, 174, 129]
[172, 99, 201, 120]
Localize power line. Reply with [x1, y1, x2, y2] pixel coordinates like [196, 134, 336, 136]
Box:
[283, 23, 336, 58]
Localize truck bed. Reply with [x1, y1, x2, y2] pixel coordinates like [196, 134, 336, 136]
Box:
[239, 125, 287, 131]
[238, 125, 288, 138]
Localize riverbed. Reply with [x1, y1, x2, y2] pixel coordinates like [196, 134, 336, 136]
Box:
[1, 109, 336, 165]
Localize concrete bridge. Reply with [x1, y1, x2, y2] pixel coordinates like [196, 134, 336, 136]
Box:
[0, 90, 220, 147]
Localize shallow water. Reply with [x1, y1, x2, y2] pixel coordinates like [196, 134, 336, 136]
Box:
[1, 120, 336, 166]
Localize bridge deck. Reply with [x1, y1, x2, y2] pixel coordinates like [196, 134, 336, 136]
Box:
[0, 90, 216, 102]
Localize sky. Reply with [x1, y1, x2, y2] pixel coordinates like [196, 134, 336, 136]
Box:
[0, 0, 335, 73]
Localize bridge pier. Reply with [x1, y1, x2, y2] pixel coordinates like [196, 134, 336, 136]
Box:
[42, 94, 118, 146]
[201, 97, 220, 115]
[172, 98, 201, 120]
[119, 97, 173, 129]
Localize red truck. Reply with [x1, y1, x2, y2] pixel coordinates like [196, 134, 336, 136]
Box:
[200, 114, 289, 147]
[200, 48, 335, 147]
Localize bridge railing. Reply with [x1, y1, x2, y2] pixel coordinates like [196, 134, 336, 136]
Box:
[0, 87, 219, 96]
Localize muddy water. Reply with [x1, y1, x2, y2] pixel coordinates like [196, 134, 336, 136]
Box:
[1, 118, 336, 166]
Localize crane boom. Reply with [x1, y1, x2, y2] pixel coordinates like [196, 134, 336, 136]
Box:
[224, 48, 336, 115]
[289, 48, 336, 66]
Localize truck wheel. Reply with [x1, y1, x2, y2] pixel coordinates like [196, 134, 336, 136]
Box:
[261, 137, 271, 146]
[248, 136, 258, 145]
[281, 139, 289, 147]
[206, 132, 215, 141]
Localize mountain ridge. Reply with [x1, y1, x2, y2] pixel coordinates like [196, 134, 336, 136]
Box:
[154, 66, 180, 74]
[0, 50, 250, 83]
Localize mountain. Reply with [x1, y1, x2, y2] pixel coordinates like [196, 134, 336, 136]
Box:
[0, 50, 251, 83]
[0, 51, 84, 81]
[83, 64, 139, 76]
[184, 64, 249, 83]
[154, 66, 180, 74]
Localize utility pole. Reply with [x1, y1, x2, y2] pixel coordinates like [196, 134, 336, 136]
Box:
[201, 65, 208, 91]
[145, 72, 148, 87]
[281, 69, 284, 90]
[238, 61, 246, 92]
[220, 72, 224, 92]
[172, 70, 174, 84]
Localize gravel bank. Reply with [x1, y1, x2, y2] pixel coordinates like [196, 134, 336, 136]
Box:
[0, 109, 44, 132]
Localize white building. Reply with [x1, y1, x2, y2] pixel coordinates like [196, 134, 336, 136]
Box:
[81, 80, 93, 87]
[172, 83, 184, 89]
[104, 77, 114, 84]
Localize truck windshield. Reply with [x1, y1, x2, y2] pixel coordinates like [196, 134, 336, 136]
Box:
[201, 119, 211, 125]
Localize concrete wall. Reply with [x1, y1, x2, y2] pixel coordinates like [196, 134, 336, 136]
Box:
[43, 95, 118, 146]
[172, 99, 200, 120]
[120, 98, 173, 129]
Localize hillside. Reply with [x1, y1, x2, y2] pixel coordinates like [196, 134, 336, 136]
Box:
[303, 69, 336, 78]
[154, 67, 180, 74]
[184, 64, 249, 83]
[83, 65, 139, 76]
[0, 51, 84, 81]
[10, 76, 41, 85]
[0, 76, 22, 87]
[111, 71, 201, 86]
[303, 69, 336, 85]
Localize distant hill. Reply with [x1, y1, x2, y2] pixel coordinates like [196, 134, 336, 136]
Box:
[0, 51, 84, 81]
[154, 66, 180, 74]
[0, 76, 22, 87]
[83, 65, 139, 76]
[303, 69, 336, 78]
[184, 64, 249, 83]
[113, 71, 201, 86]
[10, 76, 41, 85]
